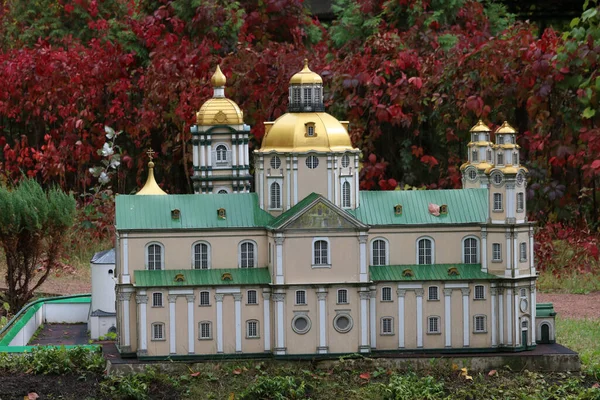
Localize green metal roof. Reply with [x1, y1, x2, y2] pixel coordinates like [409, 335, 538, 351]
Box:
[370, 264, 497, 282]
[268, 192, 321, 228]
[349, 189, 489, 226]
[536, 303, 557, 317]
[116, 193, 273, 230]
[134, 268, 271, 287]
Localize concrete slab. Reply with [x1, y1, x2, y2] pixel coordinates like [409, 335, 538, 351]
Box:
[28, 323, 89, 346]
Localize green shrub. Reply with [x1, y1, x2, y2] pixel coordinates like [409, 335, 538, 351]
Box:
[384, 372, 445, 400]
[240, 375, 310, 400]
[102, 373, 150, 400]
[0, 346, 105, 375]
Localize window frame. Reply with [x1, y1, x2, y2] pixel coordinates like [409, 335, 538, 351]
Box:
[428, 286, 439, 301]
[337, 289, 349, 305]
[295, 290, 307, 306]
[381, 287, 392, 302]
[214, 143, 230, 165]
[380, 317, 394, 335]
[370, 238, 389, 266]
[416, 237, 434, 265]
[493, 193, 503, 211]
[517, 192, 524, 212]
[238, 240, 257, 269]
[246, 290, 258, 305]
[333, 313, 354, 334]
[492, 243, 502, 262]
[269, 180, 282, 210]
[427, 316, 441, 334]
[519, 242, 527, 262]
[305, 155, 319, 169]
[192, 241, 211, 270]
[151, 322, 165, 341]
[270, 156, 282, 170]
[473, 315, 487, 333]
[152, 292, 163, 308]
[291, 314, 311, 335]
[462, 236, 480, 264]
[474, 285, 485, 300]
[312, 237, 331, 267]
[198, 321, 212, 340]
[199, 290, 211, 306]
[341, 180, 351, 208]
[341, 154, 350, 168]
[146, 242, 164, 271]
[246, 320, 260, 339]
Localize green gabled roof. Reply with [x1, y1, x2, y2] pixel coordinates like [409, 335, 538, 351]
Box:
[116, 193, 273, 230]
[268, 192, 321, 228]
[370, 264, 497, 282]
[536, 303, 557, 317]
[349, 189, 488, 226]
[134, 268, 271, 287]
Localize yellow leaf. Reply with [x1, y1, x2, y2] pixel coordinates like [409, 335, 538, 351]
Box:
[229, 393, 235, 400]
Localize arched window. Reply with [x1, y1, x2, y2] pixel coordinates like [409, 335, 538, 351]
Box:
[270, 182, 281, 209]
[216, 144, 228, 163]
[341, 181, 351, 208]
[193, 242, 210, 270]
[313, 239, 329, 265]
[517, 192, 524, 211]
[217, 189, 228, 194]
[239, 241, 256, 268]
[246, 320, 259, 338]
[146, 243, 163, 270]
[371, 238, 388, 266]
[463, 237, 479, 264]
[416, 237, 434, 265]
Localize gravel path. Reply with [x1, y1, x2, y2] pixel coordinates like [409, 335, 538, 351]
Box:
[537, 292, 600, 320]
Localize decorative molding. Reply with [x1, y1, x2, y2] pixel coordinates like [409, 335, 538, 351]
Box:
[317, 292, 328, 300]
[415, 289, 424, 297]
[135, 295, 148, 304]
[274, 237, 285, 245]
[490, 288, 498, 296]
[443, 288, 453, 296]
[263, 292, 271, 301]
[505, 231, 513, 239]
[461, 288, 471, 296]
[358, 234, 368, 244]
[233, 293, 243, 301]
[186, 295, 196, 303]
[272, 293, 285, 302]
[396, 289, 406, 297]
[530, 284, 536, 292]
[168, 295, 178, 303]
[215, 293, 225, 302]
[118, 292, 131, 301]
[359, 292, 371, 300]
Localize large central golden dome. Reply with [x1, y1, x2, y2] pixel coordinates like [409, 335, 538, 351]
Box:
[259, 112, 353, 152]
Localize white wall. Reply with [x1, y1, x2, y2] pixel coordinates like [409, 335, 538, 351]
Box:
[44, 303, 89, 323]
[8, 307, 43, 347]
[89, 316, 117, 340]
[91, 264, 116, 313]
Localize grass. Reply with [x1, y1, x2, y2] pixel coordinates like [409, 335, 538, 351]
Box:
[538, 271, 600, 293]
[557, 317, 600, 376]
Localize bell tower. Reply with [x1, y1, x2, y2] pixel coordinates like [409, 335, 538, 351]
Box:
[191, 66, 252, 194]
[461, 120, 494, 189]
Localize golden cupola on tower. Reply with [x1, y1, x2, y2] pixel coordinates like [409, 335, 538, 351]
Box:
[460, 119, 494, 173]
[196, 65, 244, 126]
[258, 60, 354, 153]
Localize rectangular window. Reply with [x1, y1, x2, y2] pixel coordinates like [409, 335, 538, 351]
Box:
[341, 181, 351, 208]
[497, 136, 504, 145]
[303, 87, 311, 106]
[293, 88, 301, 104]
[247, 290, 258, 305]
[492, 243, 501, 261]
[381, 287, 392, 302]
[472, 150, 478, 162]
[497, 152, 504, 165]
[200, 291, 210, 306]
[152, 323, 164, 340]
[313, 240, 329, 265]
[152, 292, 163, 307]
[517, 192, 524, 212]
[247, 321, 258, 338]
[474, 285, 485, 300]
[493, 193, 503, 211]
[295, 290, 306, 305]
[199, 322, 212, 339]
[428, 286, 439, 301]
[520, 242, 527, 261]
[381, 317, 393, 335]
[428, 317, 440, 334]
[474, 316, 486, 333]
[337, 289, 348, 304]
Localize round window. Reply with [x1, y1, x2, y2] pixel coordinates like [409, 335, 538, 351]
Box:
[306, 155, 319, 169]
[492, 172, 503, 185]
[516, 173, 524, 186]
[467, 169, 477, 181]
[292, 315, 311, 334]
[333, 314, 353, 333]
[520, 298, 529, 313]
[341, 154, 350, 168]
[270, 156, 282, 170]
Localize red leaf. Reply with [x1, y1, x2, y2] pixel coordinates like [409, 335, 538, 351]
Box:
[359, 372, 370, 380]
[368, 153, 377, 163]
[591, 160, 600, 170]
[232, 368, 242, 375]
[408, 77, 423, 89]
[190, 371, 201, 377]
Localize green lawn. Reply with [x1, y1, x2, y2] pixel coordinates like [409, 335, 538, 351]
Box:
[557, 317, 600, 377]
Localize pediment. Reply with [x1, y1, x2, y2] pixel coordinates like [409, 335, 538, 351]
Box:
[278, 198, 366, 231]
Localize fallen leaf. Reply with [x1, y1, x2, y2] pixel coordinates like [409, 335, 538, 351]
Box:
[190, 371, 201, 377]
[229, 393, 235, 400]
[27, 393, 39, 400]
[592, 382, 599, 389]
[488, 369, 497, 377]
[232, 368, 242, 375]
[359, 372, 371, 380]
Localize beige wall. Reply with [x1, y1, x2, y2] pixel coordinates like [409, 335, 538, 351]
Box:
[297, 154, 328, 202]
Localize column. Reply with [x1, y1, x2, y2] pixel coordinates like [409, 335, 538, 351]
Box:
[490, 288, 497, 347]
[286, 156, 291, 210]
[415, 289, 424, 348]
[168, 295, 177, 354]
[358, 234, 368, 283]
[263, 291, 271, 352]
[481, 229, 488, 273]
[239, 134, 244, 168]
[397, 289, 406, 348]
[231, 136, 238, 169]
[498, 288, 504, 345]
[529, 228, 535, 275]
[258, 156, 264, 209]
[514, 290, 520, 346]
[443, 288, 452, 347]
[333, 155, 339, 206]
[292, 156, 298, 205]
[215, 293, 224, 353]
[513, 234, 519, 277]
[186, 295, 195, 354]
[119, 292, 131, 350]
[317, 290, 328, 354]
[530, 284, 536, 344]
[369, 288, 377, 349]
[200, 140, 206, 169]
[327, 154, 333, 201]
[354, 154, 360, 207]
[207, 141, 212, 176]
[192, 140, 199, 171]
[505, 231, 512, 277]
[273, 293, 286, 355]
[275, 236, 284, 285]
[136, 293, 148, 356]
[359, 291, 370, 353]
[244, 134, 249, 168]
[505, 288, 512, 345]
[462, 288, 470, 347]
[506, 183, 515, 220]
[122, 234, 129, 281]
[234, 293, 243, 353]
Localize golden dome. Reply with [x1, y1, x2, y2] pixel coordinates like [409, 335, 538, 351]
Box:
[211, 65, 226, 87]
[196, 98, 244, 126]
[495, 121, 517, 134]
[137, 161, 167, 195]
[289, 59, 323, 85]
[470, 120, 491, 132]
[259, 112, 354, 152]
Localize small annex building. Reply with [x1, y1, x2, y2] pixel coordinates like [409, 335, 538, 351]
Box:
[111, 61, 553, 359]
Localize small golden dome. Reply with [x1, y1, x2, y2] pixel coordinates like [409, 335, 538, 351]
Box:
[210, 65, 226, 87]
[470, 120, 491, 132]
[289, 59, 323, 85]
[259, 112, 354, 152]
[495, 121, 517, 134]
[137, 160, 167, 195]
[196, 98, 244, 126]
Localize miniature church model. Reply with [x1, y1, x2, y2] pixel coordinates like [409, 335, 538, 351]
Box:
[112, 61, 556, 359]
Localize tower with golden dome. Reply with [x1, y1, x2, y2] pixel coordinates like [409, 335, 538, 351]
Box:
[190, 66, 252, 194]
[254, 60, 361, 215]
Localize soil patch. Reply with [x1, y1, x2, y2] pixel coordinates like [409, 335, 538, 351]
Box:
[537, 292, 600, 319]
[0, 373, 108, 400]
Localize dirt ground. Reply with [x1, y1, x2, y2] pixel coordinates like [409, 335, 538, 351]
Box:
[537, 292, 600, 319]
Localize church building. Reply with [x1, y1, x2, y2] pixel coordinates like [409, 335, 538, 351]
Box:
[112, 61, 555, 359]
